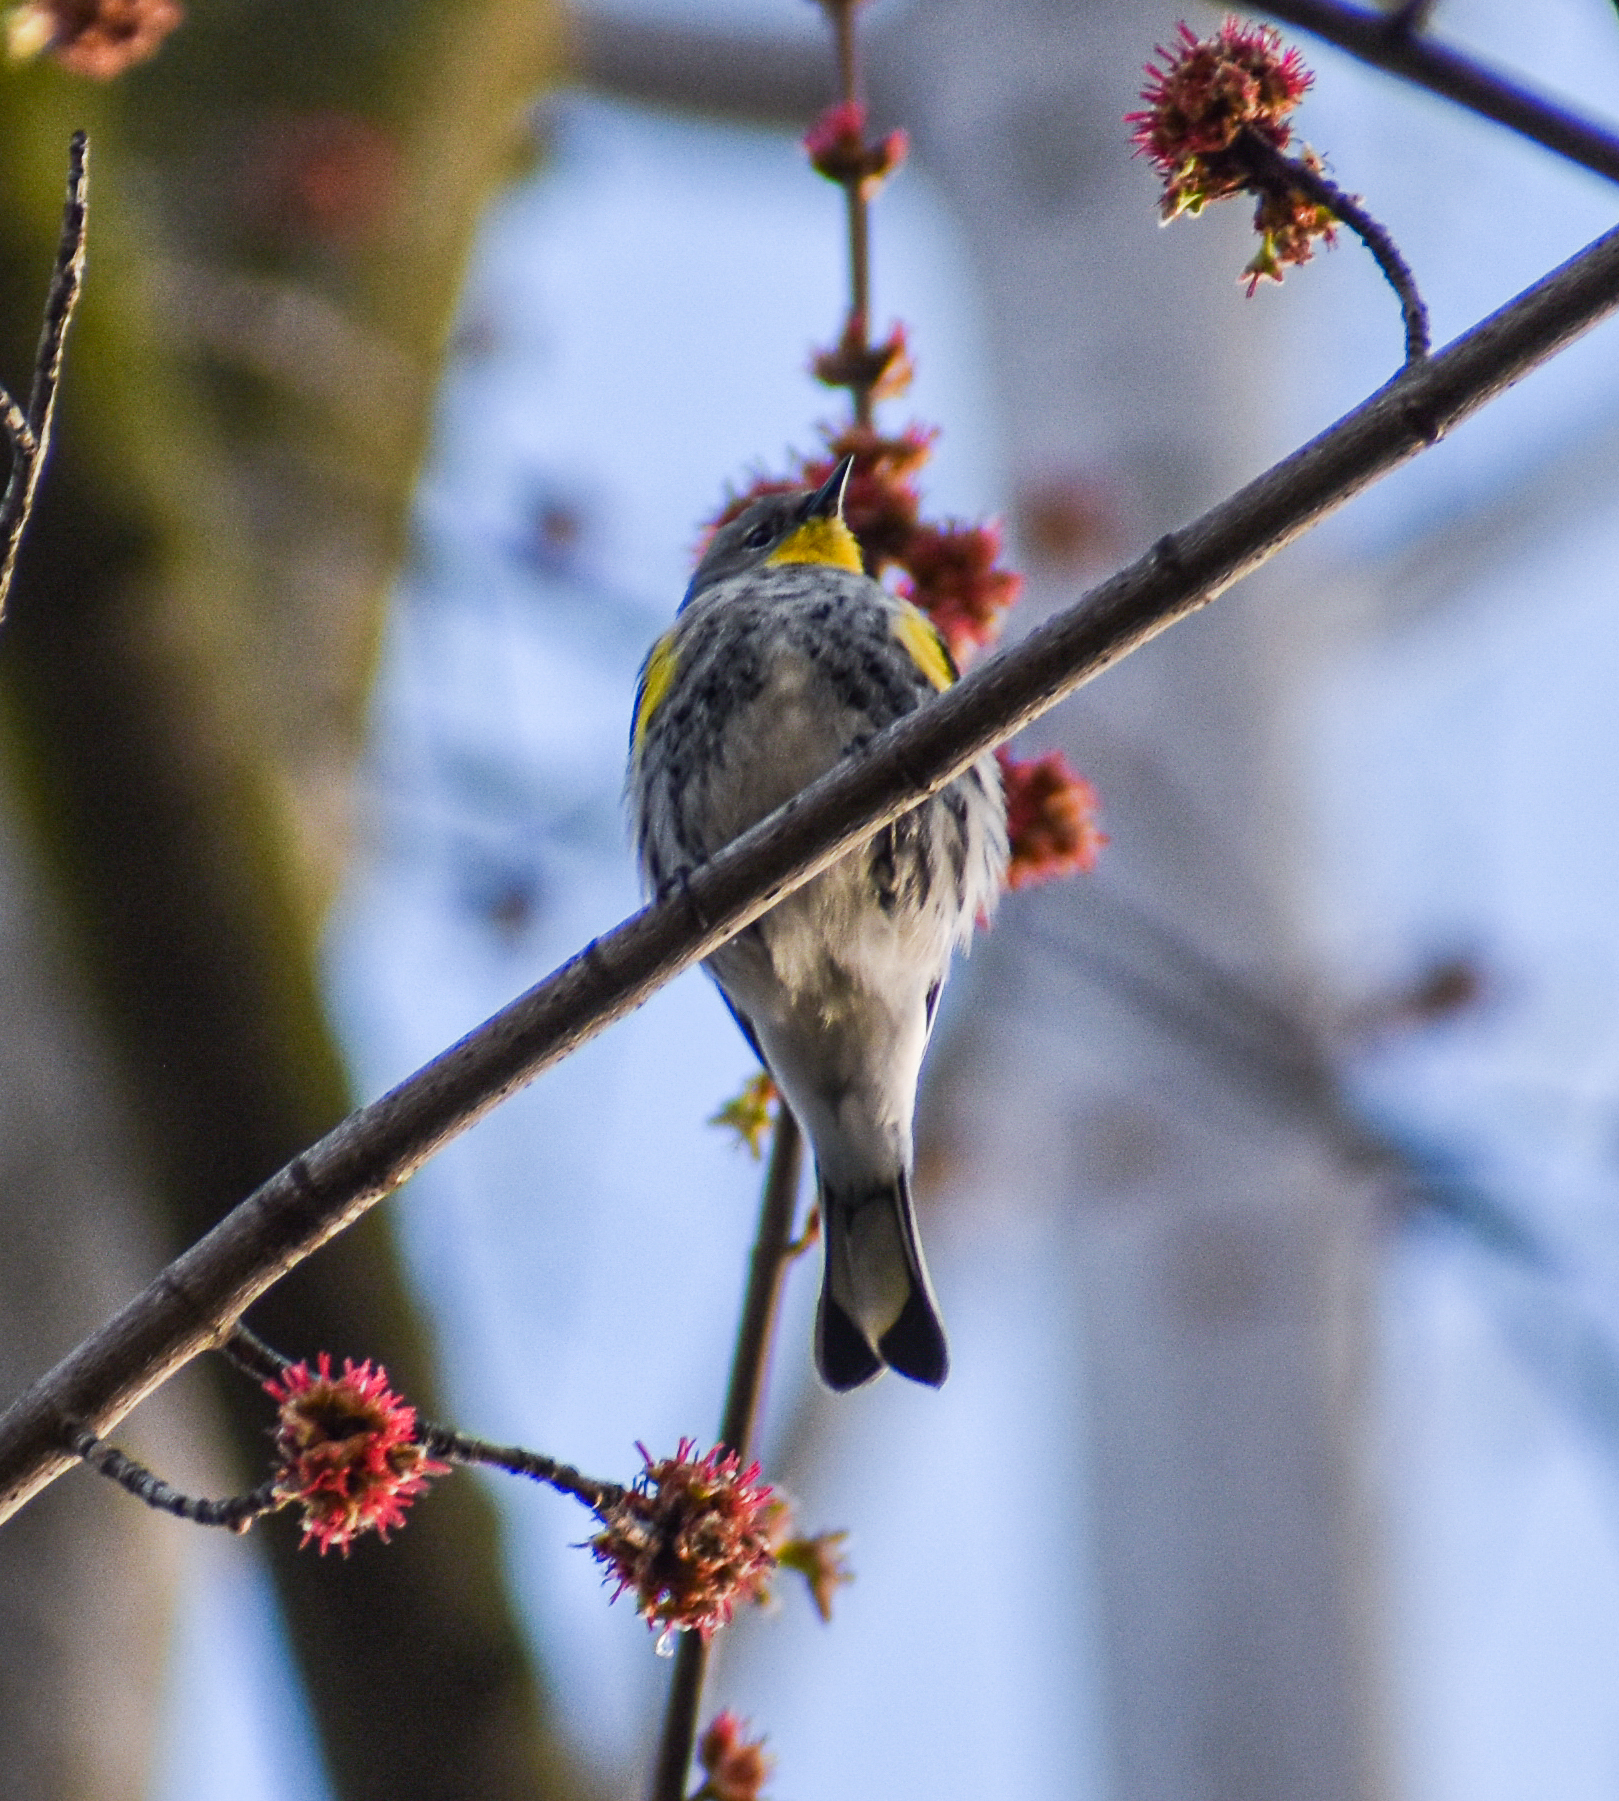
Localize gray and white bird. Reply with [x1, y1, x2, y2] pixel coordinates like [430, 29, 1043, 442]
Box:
[628, 456, 1006, 1389]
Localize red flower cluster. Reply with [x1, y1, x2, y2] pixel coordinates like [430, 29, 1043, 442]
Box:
[590, 1440, 777, 1643]
[7, 0, 181, 76]
[799, 421, 933, 565]
[804, 99, 908, 199]
[998, 748, 1106, 889]
[696, 1711, 773, 1801]
[1129, 18, 1312, 216]
[1128, 18, 1335, 294]
[265, 1355, 446, 1556]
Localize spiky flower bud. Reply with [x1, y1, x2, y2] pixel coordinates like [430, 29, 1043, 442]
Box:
[1242, 149, 1339, 293]
[1127, 18, 1338, 292]
[804, 99, 909, 198]
[590, 1440, 777, 1644]
[265, 1355, 446, 1556]
[900, 521, 1023, 663]
[1128, 17, 1312, 217]
[812, 318, 913, 402]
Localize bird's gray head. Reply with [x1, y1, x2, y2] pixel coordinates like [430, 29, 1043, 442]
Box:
[683, 455, 860, 608]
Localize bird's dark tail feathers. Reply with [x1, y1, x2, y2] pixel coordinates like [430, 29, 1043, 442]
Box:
[815, 1170, 949, 1391]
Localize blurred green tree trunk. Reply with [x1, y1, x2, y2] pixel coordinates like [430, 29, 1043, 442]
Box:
[0, 3, 599, 1796]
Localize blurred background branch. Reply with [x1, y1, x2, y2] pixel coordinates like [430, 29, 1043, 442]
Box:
[1253, 0, 1619, 182]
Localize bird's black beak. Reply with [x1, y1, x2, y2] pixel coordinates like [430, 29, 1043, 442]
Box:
[804, 454, 855, 521]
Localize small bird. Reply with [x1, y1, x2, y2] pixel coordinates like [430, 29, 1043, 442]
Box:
[628, 457, 1006, 1390]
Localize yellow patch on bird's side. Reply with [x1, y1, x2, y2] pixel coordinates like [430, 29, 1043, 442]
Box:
[632, 631, 679, 754]
[764, 515, 864, 573]
[893, 606, 956, 692]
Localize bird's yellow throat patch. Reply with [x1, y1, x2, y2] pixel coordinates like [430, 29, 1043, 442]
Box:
[764, 515, 865, 573]
[893, 606, 956, 692]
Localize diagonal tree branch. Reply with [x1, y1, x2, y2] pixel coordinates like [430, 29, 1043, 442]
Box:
[4, 216, 1619, 1524]
[1251, 0, 1619, 185]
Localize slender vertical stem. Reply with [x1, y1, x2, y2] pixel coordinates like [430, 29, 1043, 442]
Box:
[649, 1631, 709, 1801]
[830, 0, 856, 106]
[824, 0, 874, 425]
[719, 1110, 805, 1453]
[647, 1109, 806, 1801]
[847, 202, 872, 427]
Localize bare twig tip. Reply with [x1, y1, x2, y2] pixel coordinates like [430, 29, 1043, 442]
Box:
[0, 131, 92, 621]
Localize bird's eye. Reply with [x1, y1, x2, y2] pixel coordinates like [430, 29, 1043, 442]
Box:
[742, 522, 775, 550]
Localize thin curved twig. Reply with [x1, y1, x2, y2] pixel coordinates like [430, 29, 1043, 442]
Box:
[223, 1323, 629, 1512]
[1239, 128, 1430, 363]
[0, 133, 89, 620]
[65, 1421, 282, 1532]
[417, 1423, 626, 1514]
